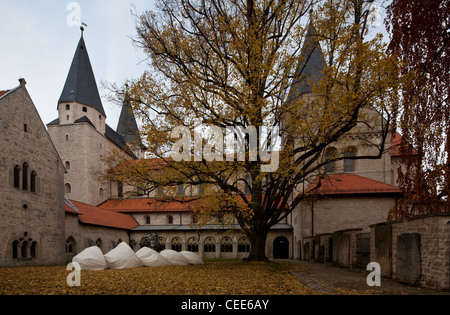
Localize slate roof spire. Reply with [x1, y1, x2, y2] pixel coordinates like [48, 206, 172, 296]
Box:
[287, 23, 326, 101]
[116, 91, 143, 147]
[58, 33, 106, 117]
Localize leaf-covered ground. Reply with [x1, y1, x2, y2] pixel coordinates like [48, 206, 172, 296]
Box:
[0, 260, 316, 295]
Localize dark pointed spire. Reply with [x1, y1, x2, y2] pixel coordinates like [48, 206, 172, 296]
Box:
[58, 34, 106, 117]
[287, 23, 326, 101]
[116, 92, 142, 147]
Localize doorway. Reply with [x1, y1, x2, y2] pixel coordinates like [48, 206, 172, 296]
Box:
[273, 236, 289, 259]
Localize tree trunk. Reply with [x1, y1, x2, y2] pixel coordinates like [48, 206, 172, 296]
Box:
[245, 224, 269, 262]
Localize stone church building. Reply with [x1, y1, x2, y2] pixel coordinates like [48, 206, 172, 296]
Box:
[0, 79, 66, 266]
[0, 27, 406, 267]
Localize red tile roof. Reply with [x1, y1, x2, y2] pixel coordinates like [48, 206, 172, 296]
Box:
[99, 194, 288, 213]
[391, 131, 418, 156]
[306, 174, 402, 196]
[0, 90, 10, 98]
[66, 199, 139, 230]
[99, 197, 207, 213]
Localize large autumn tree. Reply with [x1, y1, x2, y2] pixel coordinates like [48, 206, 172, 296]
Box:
[386, 0, 449, 219]
[106, 0, 401, 261]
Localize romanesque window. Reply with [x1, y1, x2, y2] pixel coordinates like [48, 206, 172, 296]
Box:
[344, 147, 357, 172]
[30, 242, 37, 258]
[167, 215, 173, 224]
[22, 162, 28, 190]
[65, 161, 70, 170]
[204, 237, 215, 253]
[324, 147, 337, 173]
[30, 171, 37, 193]
[238, 237, 251, 253]
[66, 104, 70, 110]
[171, 237, 182, 252]
[12, 241, 18, 259]
[221, 237, 233, 253]
[13, 165, 20, 188]
[198, 183, 204, 196]
[177, 184, 184, 196]
[145, 216, 151, 225]
[12, 233, 37, 260]
[159, 237, 166, 250]
[65, 183, 71, 194]
[66, 237, 77, 253]
[187, 237, 199, 252]
[95, 238, 103, 250]
[21, 241, 28, 258]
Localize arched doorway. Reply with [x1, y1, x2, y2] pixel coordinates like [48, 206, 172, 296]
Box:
[273, 236, 289, 259]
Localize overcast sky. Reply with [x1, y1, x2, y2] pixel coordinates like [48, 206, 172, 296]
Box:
[0, 0, 154, 129]
[0, 1, 387, 131]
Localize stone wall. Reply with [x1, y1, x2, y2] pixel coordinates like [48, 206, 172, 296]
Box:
[370, 213, 450, 290]
[0, 81, 66, 267]
[299, 195, 396, 237]
[65, 213, 132, 261]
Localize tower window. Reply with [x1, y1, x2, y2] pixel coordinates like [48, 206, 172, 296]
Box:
[14, 165, 20, 188]
[24, 124, 28, 132]
[30, 171, 37, 193]
[66, 104, 70, 110]
[82, 107, 87, 112]
[22, 163, 28, 191]
[65, 183, 71, 194]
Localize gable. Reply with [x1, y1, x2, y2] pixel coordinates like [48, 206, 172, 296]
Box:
[0, 80, 65, 171]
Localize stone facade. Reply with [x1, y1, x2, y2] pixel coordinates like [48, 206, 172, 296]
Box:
[370, 213, 450, 290]
[0, 80, 66, 267]
[47, 112, 130, 206]
[65, 211, 132, 261]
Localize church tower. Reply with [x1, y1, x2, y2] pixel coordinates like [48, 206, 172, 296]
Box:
[287, 23, 326, 103]
[116, 93, 146, 159]
[48, 30, 141, 206]
[57, 32, 106, 134]
[285, 22, 393, 183]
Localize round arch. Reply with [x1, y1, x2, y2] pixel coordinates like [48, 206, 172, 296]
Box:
[273, 236, 289, 259]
